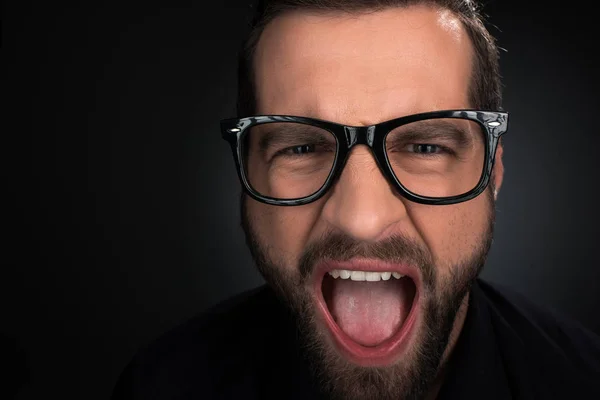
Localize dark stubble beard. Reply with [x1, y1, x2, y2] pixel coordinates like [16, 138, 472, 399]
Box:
[241, 187, 495, 400]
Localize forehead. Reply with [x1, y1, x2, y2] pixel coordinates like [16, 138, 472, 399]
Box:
[253, 5, 474, 124]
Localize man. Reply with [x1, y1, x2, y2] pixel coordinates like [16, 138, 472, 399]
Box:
[112, 0, 600, 399]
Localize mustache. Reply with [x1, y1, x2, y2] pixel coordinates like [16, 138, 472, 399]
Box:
[297, 232, 435, 287]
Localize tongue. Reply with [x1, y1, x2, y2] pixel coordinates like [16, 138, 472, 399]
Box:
[329, 278, 411, 347]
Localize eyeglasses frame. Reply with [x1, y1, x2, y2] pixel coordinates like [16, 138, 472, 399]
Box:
[220, 109, 508, 206]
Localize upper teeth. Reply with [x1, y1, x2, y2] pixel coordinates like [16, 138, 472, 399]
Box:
[328, 270, 404, 281]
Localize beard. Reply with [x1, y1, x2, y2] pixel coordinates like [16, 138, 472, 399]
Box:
[240, 187, 496, 399]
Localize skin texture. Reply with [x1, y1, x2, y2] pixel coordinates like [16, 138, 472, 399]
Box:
[242, 5, 504, 399]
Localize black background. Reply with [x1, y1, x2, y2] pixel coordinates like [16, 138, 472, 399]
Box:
[2, 1, 599, 399]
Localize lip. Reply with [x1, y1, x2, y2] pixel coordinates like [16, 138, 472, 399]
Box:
[311, 258, 421, 366]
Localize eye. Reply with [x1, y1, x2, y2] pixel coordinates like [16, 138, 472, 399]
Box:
[285, 144, 315, 155]
[410, 144, 442, 154]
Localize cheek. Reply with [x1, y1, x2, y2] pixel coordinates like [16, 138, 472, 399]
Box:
[246, 198, 322, 271]
[408, 195, 491, 270]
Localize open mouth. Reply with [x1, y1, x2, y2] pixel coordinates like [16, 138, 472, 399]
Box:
[313, 260, 420, 366]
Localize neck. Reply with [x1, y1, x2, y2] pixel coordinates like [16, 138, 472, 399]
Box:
[425, 292, 471, 400]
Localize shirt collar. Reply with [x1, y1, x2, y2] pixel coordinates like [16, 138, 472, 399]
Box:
[436, 279, 512, 399]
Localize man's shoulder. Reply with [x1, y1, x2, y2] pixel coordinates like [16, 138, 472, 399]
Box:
[478, 278, 600, 356]
[111, 285, 280, 399]
[476, 279, 600, 396]
[147, 284, 278, 358]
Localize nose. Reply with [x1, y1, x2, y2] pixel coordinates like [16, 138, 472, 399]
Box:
[321, 145, 409, 242]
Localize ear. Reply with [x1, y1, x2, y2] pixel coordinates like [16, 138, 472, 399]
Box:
[492, 142, 504, 200]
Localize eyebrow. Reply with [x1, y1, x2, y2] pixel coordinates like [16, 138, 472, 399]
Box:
[257, 125, 334, 151]
[252, 119, 478, 151]
[388, 121, 476, 148]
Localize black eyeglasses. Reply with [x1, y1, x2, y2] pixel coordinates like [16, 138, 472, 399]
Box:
[221, 109, 508, 206]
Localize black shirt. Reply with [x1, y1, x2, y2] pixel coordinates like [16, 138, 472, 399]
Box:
[111, 279, 600, 399]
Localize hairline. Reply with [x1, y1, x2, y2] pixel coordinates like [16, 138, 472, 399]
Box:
[239, 3, 492, 116]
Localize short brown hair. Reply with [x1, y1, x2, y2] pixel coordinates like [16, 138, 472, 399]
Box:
[236, 0, 502, 117]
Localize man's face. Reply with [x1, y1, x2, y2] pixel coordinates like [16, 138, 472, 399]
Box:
[242, 5, 504, 399]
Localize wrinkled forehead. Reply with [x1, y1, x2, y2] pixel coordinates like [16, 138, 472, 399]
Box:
[253, 5, 474, 122]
